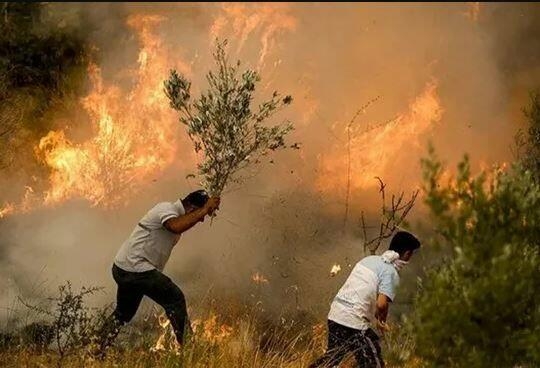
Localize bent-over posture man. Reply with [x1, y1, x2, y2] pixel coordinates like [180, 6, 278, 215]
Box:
[97, 190, 220, 352]
[310, 231, 420, 368]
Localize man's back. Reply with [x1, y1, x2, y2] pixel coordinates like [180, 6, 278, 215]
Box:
[114, 200, 185, 272]
[328, 255, 400, 330]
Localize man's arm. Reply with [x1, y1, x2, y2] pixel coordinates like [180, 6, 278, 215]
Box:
[163, 197, 220, 234]
[375, 293, 391, 332]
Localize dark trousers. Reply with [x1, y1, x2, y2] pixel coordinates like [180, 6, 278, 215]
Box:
[98, 264, 190, 350]
[309, 320, 384, 368]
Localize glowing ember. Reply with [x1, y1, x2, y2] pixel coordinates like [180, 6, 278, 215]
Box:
[251, 272, 269, 284]
[0, 203, 14, 219]
[330, 264, 342, 277]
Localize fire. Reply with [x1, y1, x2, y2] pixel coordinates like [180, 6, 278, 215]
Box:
[330, 263, 342, 277]
[151, 312, 234, 353]
[0, 14, 194, 215]
[151, 313, 180, 354]
[191, 313, 233, 344]
[251, 272, 269, 284]
[210, 3, 297, 69]
[317, 80, 443, 193]
[36, 15, 187, 209]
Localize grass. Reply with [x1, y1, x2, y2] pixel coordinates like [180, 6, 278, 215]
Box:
[0, 284, 420, 368]
[0, 311, 422, 368]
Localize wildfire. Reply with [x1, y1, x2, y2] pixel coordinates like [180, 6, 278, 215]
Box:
[317, 80, 443, 194]
[150, 312, 234, 353]
[191, 313, 234, 344]
[210, 3, 297, 69]
[330, 263, 342, 277]
[251, 272, 269, 284]
[36, 15, 188, 209]
[151, 313, 180, 354]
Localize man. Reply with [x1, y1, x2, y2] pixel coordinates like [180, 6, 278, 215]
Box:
[310, 231, 420, 368]
[97, 189, 220, 353]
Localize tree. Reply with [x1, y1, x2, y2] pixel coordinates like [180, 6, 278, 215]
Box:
[164, 40, 296, 197]
[516, 90, 540, 181]
[412, 147, 540, 367]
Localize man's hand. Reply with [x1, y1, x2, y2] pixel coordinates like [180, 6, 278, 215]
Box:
[164, 197, 220, 234]
[204, 197, 220, 216]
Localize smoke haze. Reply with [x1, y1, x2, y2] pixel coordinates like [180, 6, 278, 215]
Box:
[2, 2, 540, 322]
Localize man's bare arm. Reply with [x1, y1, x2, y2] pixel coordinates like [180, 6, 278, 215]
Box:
[163, 197, 220, 234]
[375, 293, 391, 332]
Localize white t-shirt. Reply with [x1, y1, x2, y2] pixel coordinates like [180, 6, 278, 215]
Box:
[114, 200, 185, 272]
[328, 255, 400, 330]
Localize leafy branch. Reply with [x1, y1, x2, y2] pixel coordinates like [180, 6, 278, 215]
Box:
[164, 39, 297, 197]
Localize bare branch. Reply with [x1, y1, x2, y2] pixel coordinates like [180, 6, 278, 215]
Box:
[361, 177, 419, 254]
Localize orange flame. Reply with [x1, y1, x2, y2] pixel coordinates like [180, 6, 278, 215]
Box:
[36, 15, 188, 209]
[210, 3, 297, 69]
[191, 313, 233, 344]
[317, 80, 443, 193]
[151, 313, 180, 354]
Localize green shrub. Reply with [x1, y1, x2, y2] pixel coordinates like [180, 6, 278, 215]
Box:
[412, 148, 540, 367]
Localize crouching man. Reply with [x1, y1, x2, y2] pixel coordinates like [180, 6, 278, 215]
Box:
[96, 190, 220, 354]
[310, 231, 420, 368]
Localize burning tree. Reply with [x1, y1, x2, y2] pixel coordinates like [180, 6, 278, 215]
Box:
[164, 40, 296, 196]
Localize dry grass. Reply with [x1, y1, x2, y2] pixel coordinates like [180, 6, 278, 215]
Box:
[0, 315, 422, 368]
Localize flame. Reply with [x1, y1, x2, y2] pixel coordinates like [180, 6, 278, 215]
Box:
[330, 263, 342, 277]
[151, 313, 180, 354]
[191, 313, 233, 344]
[0, 14, 194, 215]
[251, 272, 269, 284]
[210, 3, 297, 69]
[37, 15, 187, 209]
[317, 80, 443, 194]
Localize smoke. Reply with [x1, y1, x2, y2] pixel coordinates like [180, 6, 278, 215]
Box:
[2, 3, 540, 323]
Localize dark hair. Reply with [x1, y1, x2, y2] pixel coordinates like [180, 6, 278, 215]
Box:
[389, 231, 420, 256]
[183, 189, 209, 208]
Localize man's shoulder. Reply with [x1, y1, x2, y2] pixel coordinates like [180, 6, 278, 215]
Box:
[141, 202, 179, 223]
[360, 255, 398, 276]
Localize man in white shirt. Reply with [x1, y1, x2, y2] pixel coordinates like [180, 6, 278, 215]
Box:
[310, 231, 420, 368]
[97, 189, 220, 354]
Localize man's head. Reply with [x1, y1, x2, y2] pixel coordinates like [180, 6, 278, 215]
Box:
[182, 190, 210, 218]
[389, 231, 420, 262]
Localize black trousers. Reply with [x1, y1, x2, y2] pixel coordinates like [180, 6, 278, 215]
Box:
[309, 320, 384, 368]
[98, 264, 190, 350]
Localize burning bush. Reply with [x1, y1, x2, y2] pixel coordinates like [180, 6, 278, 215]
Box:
[164, 40, 296, 196]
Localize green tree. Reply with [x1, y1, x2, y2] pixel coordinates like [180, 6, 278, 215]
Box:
[164, 40, 296, 196]
[412, 148, 540, 367]
[518, 90, 540, 181]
